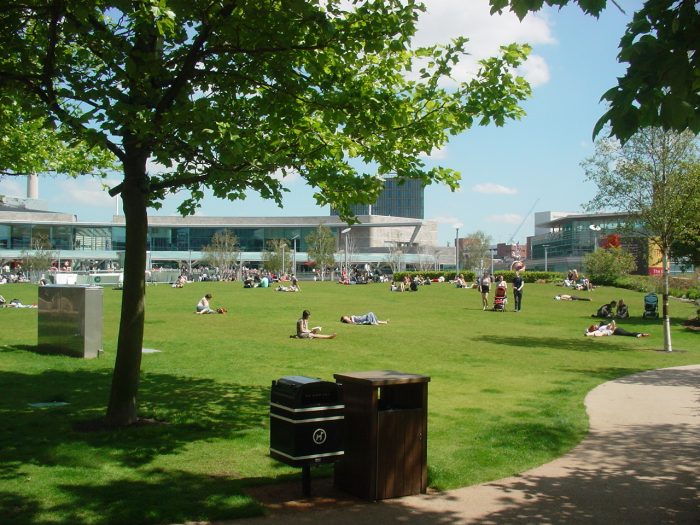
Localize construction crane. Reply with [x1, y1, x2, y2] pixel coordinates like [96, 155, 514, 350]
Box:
[508, 198, 540, 245]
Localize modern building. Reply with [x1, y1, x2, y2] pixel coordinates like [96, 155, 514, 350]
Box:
[0, 197, 452, 276]
[527, 211, 654, 274]
[330, 177, 424, 219]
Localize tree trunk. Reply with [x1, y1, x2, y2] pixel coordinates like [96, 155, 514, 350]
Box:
[105, 159, 149, 426]
[662, 249, 673, 352]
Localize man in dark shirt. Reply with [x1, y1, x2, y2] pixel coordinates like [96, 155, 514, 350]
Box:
[512, 271, 524, 312]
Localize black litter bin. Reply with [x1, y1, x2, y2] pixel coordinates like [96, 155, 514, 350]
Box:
[270, 376, 344, 467]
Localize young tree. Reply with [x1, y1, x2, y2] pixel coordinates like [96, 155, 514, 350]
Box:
[0, 2, 531, 426]
[490, 0, 700, 141]
[20, 234, 55, 282]
[201, 229, 239, 280]
[462, 231, 492, 272]
[417, 245, 440, 271]
[583, 246, 636, 284]
[262, 239, 292, 277]
[582, 127, 700, 351]
[304, 224, 335, 281]
[385, 239, 404, 274]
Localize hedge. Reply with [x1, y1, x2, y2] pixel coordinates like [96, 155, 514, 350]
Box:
[393, 270, 563, 284]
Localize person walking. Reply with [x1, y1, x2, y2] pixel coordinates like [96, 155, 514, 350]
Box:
[512, 270, 524, 312]
[479, 271, 491, 310]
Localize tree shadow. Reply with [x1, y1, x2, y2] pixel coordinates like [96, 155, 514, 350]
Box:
[2, 469, 267, 525]
[565, 365, 700, 391]
[473, 335, 636, 353]
[466, 423, 700, 524]
[231, 422, 699, 525]
[0, 361, 276, 524]
[0, 365, 270, 473]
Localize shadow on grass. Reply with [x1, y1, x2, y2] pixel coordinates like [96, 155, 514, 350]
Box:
[473, 335, 636, 353]
[466, 423, 700, 524]
[228, 423, 699, 525]
[2, 469, 267, 525]
[0, 362, 269, 471]
[0, 354, 274, 524]
[563, 365, 700, 389]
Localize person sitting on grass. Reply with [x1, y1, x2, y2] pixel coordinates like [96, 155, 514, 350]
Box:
[585, 320, 649, 338]
[592, 301, 617, 318]
[295, 310, 336, 339]
[616, 299, 629, 319]
[340, 312, 388, 325]
[195, 293, 217, 314]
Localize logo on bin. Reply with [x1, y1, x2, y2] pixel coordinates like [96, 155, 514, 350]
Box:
[312, 428, 327, 445]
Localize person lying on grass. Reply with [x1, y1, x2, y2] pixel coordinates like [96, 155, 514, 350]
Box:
[585, 320, 649, 338]
[295, 310, 336, 339]
[340, 312, 388, 325]
[554, 294, 592, 301]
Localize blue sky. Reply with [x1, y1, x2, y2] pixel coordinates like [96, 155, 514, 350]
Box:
[0, 1, 641, 246]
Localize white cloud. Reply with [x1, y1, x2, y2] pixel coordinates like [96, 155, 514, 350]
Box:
[485, 213, 523, 224]
[518, 54, 550, 87]
[413, 1, 555, 87]
[0, 178, 23, 198]
[472, 183, 517, 195]
[421, 146, 448, 160]
[271, 167, 301, 184]
[51, 177, 121, 209]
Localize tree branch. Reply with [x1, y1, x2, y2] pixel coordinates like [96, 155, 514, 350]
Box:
[153, 1, 237, 123]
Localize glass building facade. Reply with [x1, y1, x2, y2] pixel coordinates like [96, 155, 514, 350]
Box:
[331, 177, 424, 219]
[528, 212, 649, 273]
[0, 222, 328, 254]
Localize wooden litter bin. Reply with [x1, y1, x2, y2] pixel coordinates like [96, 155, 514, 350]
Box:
[333, 370, 429, 500]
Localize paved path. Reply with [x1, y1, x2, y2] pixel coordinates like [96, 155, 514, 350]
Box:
[228, 365, 700, 524]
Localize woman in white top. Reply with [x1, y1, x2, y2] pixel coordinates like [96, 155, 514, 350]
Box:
[196, 293, 216, 314]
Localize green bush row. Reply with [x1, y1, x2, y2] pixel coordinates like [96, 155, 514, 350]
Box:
[393, 270, 563, 284]
[609, 274, 700, 301]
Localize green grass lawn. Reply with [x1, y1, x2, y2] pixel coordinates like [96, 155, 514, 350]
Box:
[1, 280, 698, 524]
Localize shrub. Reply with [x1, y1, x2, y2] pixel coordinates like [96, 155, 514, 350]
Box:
[583, 247, 636, 285]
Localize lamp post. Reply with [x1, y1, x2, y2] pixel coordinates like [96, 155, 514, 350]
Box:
[589, 224, 601, 252]
[291, 235, 299, 277]
[490, 247, 496, 277]
[341, 227, 351, 279]
[454, 222, 463, 272]
[281, 243, 285, 277]
[542, 244, 550, 272]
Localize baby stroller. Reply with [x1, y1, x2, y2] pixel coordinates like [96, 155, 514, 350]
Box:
[642, 293, 659, 319]
[493, 286, 507, 312]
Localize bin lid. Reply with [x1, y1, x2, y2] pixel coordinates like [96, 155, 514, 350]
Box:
[276, 375, 321, 387]
[334, 370, 430, 386]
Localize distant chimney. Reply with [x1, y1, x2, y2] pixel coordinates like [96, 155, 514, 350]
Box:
[27, 173, 38, 199]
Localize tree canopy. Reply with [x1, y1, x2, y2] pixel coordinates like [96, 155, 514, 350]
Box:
[490, 0, 700, 141]
[0, 1, 532, 425]
[0, 98, 115, 177]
